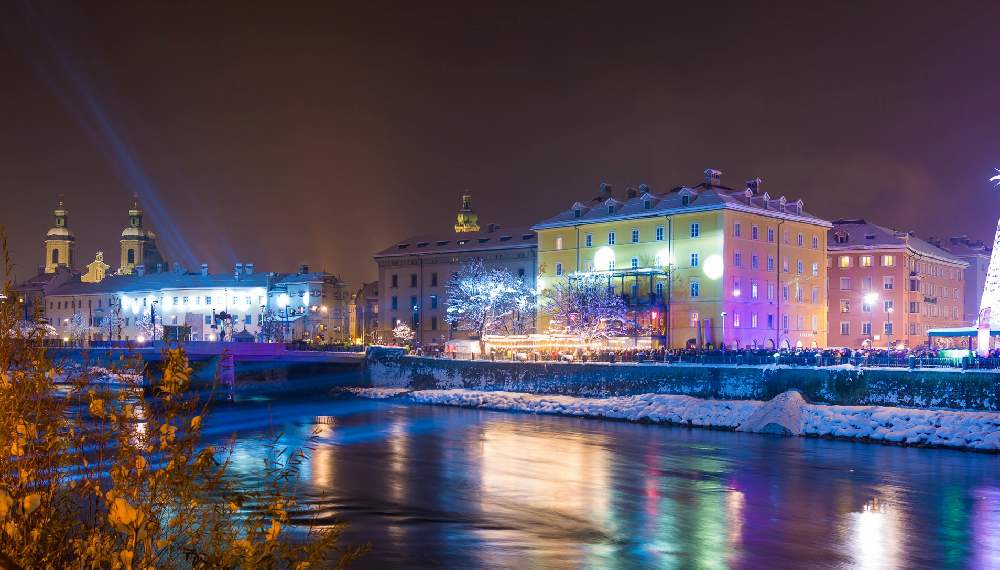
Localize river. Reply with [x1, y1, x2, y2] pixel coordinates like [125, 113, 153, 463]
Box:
[202, 394, 1000, 569]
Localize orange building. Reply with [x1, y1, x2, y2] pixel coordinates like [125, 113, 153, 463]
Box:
[827, 219, 968, 349]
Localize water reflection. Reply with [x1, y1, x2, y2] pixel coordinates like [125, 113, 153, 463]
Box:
[201, 398, 1000, 569]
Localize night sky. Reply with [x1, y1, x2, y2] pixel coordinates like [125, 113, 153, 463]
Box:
[2, 1, 999, 286]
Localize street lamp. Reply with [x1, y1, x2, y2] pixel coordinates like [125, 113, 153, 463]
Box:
[863, 292, 879, 348]
[720, 311, 727, 351]
[887, 307, 894, 350]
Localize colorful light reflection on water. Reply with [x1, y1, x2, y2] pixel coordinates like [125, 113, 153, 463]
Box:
[208, 397, 1000, 568]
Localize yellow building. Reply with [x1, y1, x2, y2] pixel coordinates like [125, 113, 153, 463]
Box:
[532, 169, 832, 349]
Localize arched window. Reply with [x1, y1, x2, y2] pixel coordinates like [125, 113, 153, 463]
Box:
[51, 249, 59, 264]
[127, 249, 135, 264]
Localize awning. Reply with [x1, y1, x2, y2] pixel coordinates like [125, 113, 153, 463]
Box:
[926, 326, 1000, 337]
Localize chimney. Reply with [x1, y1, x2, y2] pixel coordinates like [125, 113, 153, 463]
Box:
[487, 223, 498, 233]
[245, 263, 254, 275]
[299, 264, 309, 275]
[200, 263, 209, 276]
[135, 264, 145, 277]
[626, 186, 638, 199]
[745, 177, 762, 195]
[704, 169, 722, 187]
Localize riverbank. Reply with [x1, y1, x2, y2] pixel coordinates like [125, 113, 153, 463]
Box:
[366, 350, 1000, 411]
[348, 387, 1000, 451]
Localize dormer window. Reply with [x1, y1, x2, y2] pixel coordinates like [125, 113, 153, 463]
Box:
[607, 204, 615, 214]
[833, 232, 849, 244]
[681, 195, 690, 206]
[573, 208, 582, 218]
[643, 199, 651, 210]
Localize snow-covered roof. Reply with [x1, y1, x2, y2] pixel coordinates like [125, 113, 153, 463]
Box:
[531, 179, 829, 230]
[828, 219, 967, 266]
[374, 225, 537, 258]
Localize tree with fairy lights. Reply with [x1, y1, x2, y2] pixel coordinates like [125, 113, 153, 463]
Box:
[66, 313, 89, 344]
[134, 311, 162, 342]
[543, 274, 627, 344]
[445, 260, 537, 355]
[392, 321, 414, 346]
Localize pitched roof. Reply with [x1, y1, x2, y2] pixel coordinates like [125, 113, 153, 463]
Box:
[827, 219, 967, 266]
[47, 271, 272, 296]
[374, 225, 537, 258]
[531, 183, 828, 230]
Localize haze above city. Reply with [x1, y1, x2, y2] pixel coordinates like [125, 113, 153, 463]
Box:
[2, 0, 999, 284]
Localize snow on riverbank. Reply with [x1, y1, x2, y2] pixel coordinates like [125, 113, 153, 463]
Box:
[348, 387, 1000, 451]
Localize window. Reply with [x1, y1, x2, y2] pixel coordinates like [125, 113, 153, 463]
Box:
[655, 225, 665, 241]
[862, 300, 873, 313]
[751, 255, 759, 270]
[631, 229, 640, 243]
[811, 235, 819, 249]
[391, 296, 398, 310]
[751, 225, 759, 240]
[127, 249, 135, 264]
[643, 199, 652, 210]
[690, 312, 699, 326]
[767, 313, 774, 329]
[555, 263, 563, 276]
[884, 322, 894, 335]
[883, 300, 893, 313]
[839, 256, 851, 268]
[183, 297, 189, 305]
[767, 282, 775, 300]
[811, 315, 818, 331]
[751, 281, 759, 299]
[860, 255, 873, 268]
[883, 276, 894, 290]
[767, 256, 775, 272]
[909, 323, 917, 335]
[410, 274, 417, 287]
[811, 286, 819, 304]
[682, 195, 690, 206]
[881, 255, 895, 267]
[411, 296, 418, 310]
[767, 228, 775, 243]
[796, 233, 804, 247]
[574, 208, 582, 218]
[391, 274, 398, 288]
[840, 322, 850, 335]
[795, 285, 803, 302]
[431, 273, 438, 287]
[783, 314, 790, 331]
[430, 295, 438, 309]
[797, 315, 805, 330]
[608, 259, 616, 270]
[204, 315, 212, 325]
[690, 253, 699, 267]
[862, 321, 872, 335]
[751, 313, 759, 328]
[862, 276, 872, 290]
[690, 281, 700, 297]
[840, 300, 851, 313]
[630, 283, 639, 299]
[782, 284, 790, 301]
[734, 222, 742, 237]
[245, 314, 252, 325]
[555, 236, 564, 250]
[839, 277, 852, 290]
[811, 262, 819, 277]
[518, 268, 525, 278]
[205, 296, 212, 305]
[782, 258, 789, 273]
[655, 282, 664, 297]
[585, 233, 593, 247]
[431, 317, 438, 331]
[608, 231, 616, 245]
[734, 252, 742, 267]
[733, 312, 741, 327]
[796, 260, 804, 274]
[909, 301, 919, 313]
[690, 223, 700, 238]
[631, 257, 639, 269]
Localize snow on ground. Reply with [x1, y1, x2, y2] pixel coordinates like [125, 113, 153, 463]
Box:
[350, 388, 1000, 451]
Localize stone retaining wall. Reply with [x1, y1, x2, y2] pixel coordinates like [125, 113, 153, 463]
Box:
[365, 348, 1000, 411]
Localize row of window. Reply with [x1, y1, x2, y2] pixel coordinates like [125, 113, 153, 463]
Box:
[389, 270, 526, 289]
[558, 223, 821, 250]
[838, 322, 894, 336]
[836, 254, 896, 269]
[390, 295, 439, 311]
[689, 311, 819, 332]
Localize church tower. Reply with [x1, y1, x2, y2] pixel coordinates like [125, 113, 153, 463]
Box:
[454, 194, 480, 233]
[44, 200, 75, 273]
[119, 197, 164, 275]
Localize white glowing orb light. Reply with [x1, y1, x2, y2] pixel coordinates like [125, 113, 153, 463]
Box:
[864, 292, 880, 305]
[991, 168, 1000, 187]
[733, 289, 741, 297]
[208, 333, 216, 341]
[594, 247, 616, 271]
[277, 293, 290, 309]
[131, 298, 141, 315]
[655, 249, 671, 267]
[136, 335, 146, 344]
[303, 291, 311, 306]
[702, 254, 724, 280]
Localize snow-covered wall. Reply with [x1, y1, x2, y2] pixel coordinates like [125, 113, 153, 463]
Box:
[365, 349, 1000, 411]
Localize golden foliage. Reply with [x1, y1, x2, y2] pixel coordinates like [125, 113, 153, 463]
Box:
[0, 230, 367, 568]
